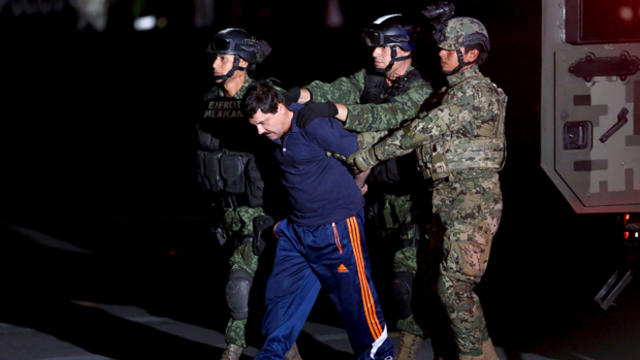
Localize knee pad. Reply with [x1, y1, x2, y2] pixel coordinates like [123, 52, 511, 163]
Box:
[392, 271, 415, 319]
[225, 269, 254, 320]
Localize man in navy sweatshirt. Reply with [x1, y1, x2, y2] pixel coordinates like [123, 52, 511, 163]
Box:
[242, 80, 395, 360]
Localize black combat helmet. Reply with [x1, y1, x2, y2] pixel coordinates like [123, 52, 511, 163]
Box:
[210, 28, 271, 64]
[362, 14, 415, 73]
[208, 28, 272, 82]
[362, 13, 416, 51]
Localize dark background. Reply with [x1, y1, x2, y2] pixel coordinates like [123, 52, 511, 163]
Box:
[0, 0, 633, 358]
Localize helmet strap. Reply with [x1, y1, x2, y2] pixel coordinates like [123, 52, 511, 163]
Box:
[379, 46, 411, 74]
[444, 48, 475, 75]
[214, 55, 247, 83]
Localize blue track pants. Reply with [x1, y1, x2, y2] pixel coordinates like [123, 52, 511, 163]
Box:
[255, 210, 394, 360]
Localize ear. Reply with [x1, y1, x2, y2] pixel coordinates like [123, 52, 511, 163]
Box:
[463, 48, 479, 63]
[396, 46, 411, 58]
[238, 57, 250, 68]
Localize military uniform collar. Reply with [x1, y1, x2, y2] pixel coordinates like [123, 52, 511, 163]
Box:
[217, 76, 254, 99]
[446, 65, 482, 86]
[390, 64, 417, 84]
[234, 77, 254, 99]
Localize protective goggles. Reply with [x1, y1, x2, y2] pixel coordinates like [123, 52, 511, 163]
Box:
[362, 29, 410, 47]
[207, 36, 234, 55]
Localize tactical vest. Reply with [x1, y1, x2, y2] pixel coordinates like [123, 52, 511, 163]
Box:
[196, 89, 265, 207]
[361, 70, 423, 193]
[416, 77, 507, 181]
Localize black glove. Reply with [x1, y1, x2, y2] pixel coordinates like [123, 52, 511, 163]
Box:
[283, 87, 301, 106]
[252, 215, 275, 256]
[296, 101, 339, 128]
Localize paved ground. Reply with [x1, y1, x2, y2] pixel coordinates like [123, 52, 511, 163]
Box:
[1, 220, 638, 360]
[1, 291, 639, 360]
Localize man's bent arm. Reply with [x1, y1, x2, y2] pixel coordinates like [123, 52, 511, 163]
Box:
[305, 117, 359, 157]
[303, 70, 366, 105]
[342, 80, 432, 132]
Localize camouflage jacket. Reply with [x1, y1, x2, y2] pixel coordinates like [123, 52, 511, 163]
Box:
[304, 66, 433, 132]
[369, 66, 507, 179]
[217, 75, 254, 98]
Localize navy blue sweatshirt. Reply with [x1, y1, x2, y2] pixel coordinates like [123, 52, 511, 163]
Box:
[270, 103, 364, 226]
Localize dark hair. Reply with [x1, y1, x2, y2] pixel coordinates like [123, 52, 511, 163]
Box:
[463, 43, 488, 65]
[242, 80, 285, 118]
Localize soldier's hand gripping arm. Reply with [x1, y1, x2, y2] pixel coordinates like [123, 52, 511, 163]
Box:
[324, 128, 382, 163]
[296, 102, 339, 128]
[347, 130, 393, 172]
[357, 131, 388, 148]
[252, 215, 275, 256]
[376, 79, 495, 163]
[348, 105, 451, 172]
[348, 146, 381, 173]
[283, 87, 301, 106]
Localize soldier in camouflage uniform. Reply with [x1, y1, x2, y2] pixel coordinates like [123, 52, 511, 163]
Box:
[196, 28, 301, 360]
[286, 14, 433, 359]
[348, 17, 507, 360]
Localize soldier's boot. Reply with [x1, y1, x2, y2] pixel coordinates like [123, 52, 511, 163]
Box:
[220, 343, 244, 360]
[396, 331, 423, 360]
[284, 342, 302, 360]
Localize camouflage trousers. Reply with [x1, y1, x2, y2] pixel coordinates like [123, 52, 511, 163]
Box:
[380, 193, 423, 337]
[431, 171, 502, 358]
[223, 206, 264, 348]
[224, 206, 264, 274]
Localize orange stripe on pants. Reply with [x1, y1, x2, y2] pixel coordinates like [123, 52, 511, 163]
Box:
[347, 216, 382, 340]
